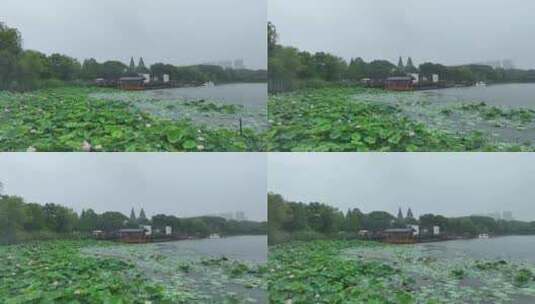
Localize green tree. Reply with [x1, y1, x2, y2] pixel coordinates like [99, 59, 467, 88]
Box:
[17, 50, 47, 90]
[99, 211, 128, 232]
[81, 58, 101, 80]
[0, 196, 25, 243]
[268, 193, 290, 230]
[0, 22, 22, 89]
[42, 203, 78, 233]
[268, 22, 279, 54]
[363, 211, 395, 231]
[100, 61, 127, 79]
[347, 57, 368, 81]
[48, 53, 81, 81]
[23, 203, 46, 231]
[79, 209, 99, 232]
[345, 208, 362, 232]
[312, 52, 347, 81]
[367, 60, 396, 79]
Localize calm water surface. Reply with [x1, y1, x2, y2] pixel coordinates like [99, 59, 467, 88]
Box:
[154, 235, 267, 263]
[418, 235, 535, 263]
[424, 83, 535, 108]
[146, 83, 267, 108]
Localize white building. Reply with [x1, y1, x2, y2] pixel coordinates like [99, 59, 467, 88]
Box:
[142, 225, 152, 236]
[165, 226, 172, 235]
[409, 225, 420, 237]
[409, 73, 419, 84]
[141, 74, 150, 84]
[433, 226, 440, 236]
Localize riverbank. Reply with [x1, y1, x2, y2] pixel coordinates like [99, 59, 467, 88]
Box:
[269, 239, 535, 304]
[267, 86, 535, 151]
[0, 86, 263, 151]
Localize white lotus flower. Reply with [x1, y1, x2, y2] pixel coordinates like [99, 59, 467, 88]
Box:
[82, 141, 92, 152]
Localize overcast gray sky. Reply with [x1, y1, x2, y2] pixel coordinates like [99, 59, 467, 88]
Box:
[269, 0, 535, 69]
[0, 153, 266, 221]
[2, 0, 266, 69]
[269, 153, 535, 221]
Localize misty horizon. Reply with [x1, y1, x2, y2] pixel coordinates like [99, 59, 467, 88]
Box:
[0, 153, 267, 221]
[271, 192, 524, 222]
[2, 0, 267, 69]
[269, 0, 535, 69]
[268, 153, 535, 222]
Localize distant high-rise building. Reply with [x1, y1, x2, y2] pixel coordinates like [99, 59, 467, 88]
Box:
[216, 60, 233, 69]
[484, 212, 501, 220]
[235, 211, 246, 221]
[233, 59, 245, 69]
[502, 211, 514, 221]
[474, 59, 514, 70]
[502, 59, 515, 70]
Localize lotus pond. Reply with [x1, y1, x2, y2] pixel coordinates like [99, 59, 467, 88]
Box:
[0, 86, 263, 152]
[268, 240, 535, 304]
[267, 87, 535, 151]
[90, 83, 268, 132]
[0, 238, 267, 303]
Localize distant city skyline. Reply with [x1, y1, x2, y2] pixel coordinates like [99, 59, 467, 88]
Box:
[270, 0, 535, 69]
[2, 0, 267, 69]
[0, 153, 267, 221]
[269, 153, 535, 221]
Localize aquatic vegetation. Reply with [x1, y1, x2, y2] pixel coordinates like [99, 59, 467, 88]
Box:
[0, 240, 266, 303]
[183, 100, 242, 114]
[269, 240, 535, 304]
[0, 240, 181, 303]
[357, 89, 535, 146]
[83, 242, 267, 303]
[0, 87, 263, 151]
[90, 89, 268, 133]
[268, 240, 413, 304]
[268, 87, 535, 151]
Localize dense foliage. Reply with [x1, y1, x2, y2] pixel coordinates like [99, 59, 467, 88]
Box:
[268, 22, 535, 92]
[0, 87, 262, 151]
[266, 87, 518, 152]
[268, 193, 535, 245]
[0, 22, 266, 92]
[0, 193, 266, 244]
[0, 241, 181, 303]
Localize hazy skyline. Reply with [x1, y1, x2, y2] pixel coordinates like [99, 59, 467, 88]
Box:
[269, 0, 535, 69]
[268, 153, 535, 221]
[2, 0, 267, 69]
[0, 153, 266, 221]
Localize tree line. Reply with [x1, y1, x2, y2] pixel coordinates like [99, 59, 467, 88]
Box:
[0, 22, 266, 92]
[0, 191, 266, 244]
[268, 22, 535, 92]
[268, 193, 535, 245]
